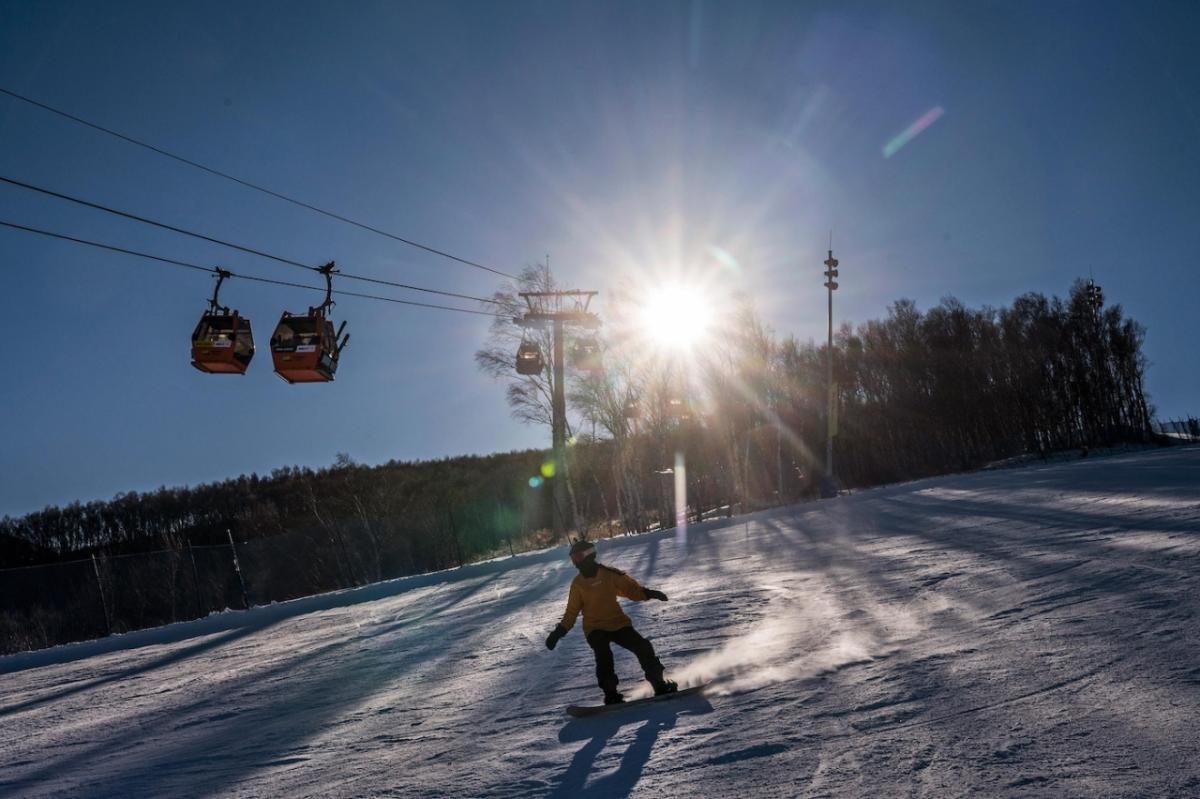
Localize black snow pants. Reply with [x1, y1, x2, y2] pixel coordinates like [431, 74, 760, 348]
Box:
[585, 626, 665, 692]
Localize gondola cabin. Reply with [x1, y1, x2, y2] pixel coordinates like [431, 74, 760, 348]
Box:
[571, 338, 602, 374]
[191, 312, 254, 375]
[270, 313, 346, 383]
[516, 341, 544, 375]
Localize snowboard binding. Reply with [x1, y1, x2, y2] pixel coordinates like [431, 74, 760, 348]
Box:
[652, 679, 678, 697]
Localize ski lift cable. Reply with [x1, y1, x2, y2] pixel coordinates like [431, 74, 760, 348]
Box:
[0, 86, 519, 280]
[0, 174, 505, 307]
[0, 219, 507, 318]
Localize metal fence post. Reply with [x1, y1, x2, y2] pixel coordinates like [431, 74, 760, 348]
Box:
[227, 529, 250, 610]
[91, 553, 113, 636]
[186, 538, 204, 618]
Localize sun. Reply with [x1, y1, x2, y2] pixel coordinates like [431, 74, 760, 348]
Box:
[639, 283, 714, 351]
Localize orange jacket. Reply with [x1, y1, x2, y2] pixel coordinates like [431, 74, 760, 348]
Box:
[559, 565, 649, 636]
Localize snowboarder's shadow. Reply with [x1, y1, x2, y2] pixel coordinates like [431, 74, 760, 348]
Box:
[550, 695, 714, 798]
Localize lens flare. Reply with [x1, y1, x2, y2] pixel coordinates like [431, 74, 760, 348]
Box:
[707, 245, 741, 274]
[674, 450, 688, 547]
[883, 106, 945, 158]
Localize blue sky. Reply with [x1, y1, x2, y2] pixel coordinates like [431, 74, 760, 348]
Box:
[1, 0, 1197, 517]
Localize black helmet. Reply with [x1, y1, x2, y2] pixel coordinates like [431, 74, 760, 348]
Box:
[569, 540, 596, 566]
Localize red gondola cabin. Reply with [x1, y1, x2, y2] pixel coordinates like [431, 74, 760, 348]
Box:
[269, 262, 349, 384]
[191, 312, 255, 375]
[270, 313, 345, 383]
[191, 269, 254, 375]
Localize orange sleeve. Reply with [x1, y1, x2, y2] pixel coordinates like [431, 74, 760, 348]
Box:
[559, 581, 583, 631]
[613, 570, 648, 601]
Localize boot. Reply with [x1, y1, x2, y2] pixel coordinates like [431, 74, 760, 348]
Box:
[600, 675, 624, 705]
[651, 678, 678, 696]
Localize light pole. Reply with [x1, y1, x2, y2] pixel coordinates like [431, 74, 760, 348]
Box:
[821, 247, 839, 499]
[1084, 277, 1104, 447]
[1085, 278, 1103, 314]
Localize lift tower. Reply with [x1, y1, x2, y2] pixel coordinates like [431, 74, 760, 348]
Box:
[515, 290, 600, 539]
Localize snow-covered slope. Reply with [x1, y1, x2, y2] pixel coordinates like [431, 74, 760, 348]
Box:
[2, 448, 1198, 798]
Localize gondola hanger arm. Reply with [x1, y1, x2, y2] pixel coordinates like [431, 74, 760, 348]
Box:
[209, 267, 233, 314]
[309, 261, 338, 316]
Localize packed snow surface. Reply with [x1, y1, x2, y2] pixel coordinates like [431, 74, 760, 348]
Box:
[2, 448, 1198, 798]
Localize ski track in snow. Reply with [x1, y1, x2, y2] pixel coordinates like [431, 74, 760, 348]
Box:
[2, 447, 1199, 798]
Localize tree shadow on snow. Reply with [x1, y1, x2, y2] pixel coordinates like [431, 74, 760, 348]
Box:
[548, 694, 713, 799]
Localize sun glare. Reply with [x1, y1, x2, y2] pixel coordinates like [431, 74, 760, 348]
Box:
[640, 284, 713, 350]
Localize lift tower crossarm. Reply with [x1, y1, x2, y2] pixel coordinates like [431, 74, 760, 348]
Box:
[516, 311, 600, 328]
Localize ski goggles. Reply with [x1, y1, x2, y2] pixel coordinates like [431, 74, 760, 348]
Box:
[569, 543, 596, 566]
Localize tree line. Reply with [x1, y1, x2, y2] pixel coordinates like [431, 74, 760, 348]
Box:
[0, 451, 554, 653]
[0, 452, 549, 570]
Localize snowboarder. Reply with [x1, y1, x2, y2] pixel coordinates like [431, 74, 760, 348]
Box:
[544, 539, 677, 705]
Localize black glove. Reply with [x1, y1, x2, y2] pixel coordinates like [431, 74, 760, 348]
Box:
[643, 588, 668, 602]
[545, 624, 567, 650]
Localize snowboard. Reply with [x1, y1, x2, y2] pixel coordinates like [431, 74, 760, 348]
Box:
[565, 683, 709, 718]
